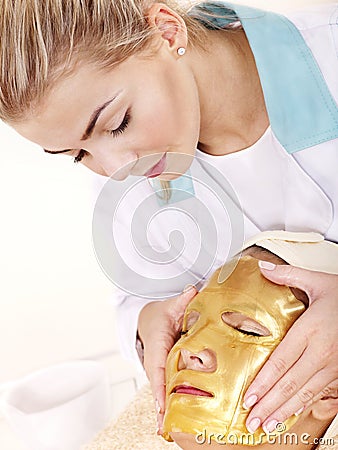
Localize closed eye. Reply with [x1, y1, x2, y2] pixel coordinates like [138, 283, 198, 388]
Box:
[222, 312, 271, 337]
[235, 328, 265, 337]
[181, 310, 200, 336]
[73, 149, 89, 163]
[108, 110, 130, 137]
[73, 110, 131, 163]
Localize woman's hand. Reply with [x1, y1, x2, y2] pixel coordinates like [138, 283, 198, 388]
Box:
[243, 262, 338, 434]
[137, 286, 198, 434]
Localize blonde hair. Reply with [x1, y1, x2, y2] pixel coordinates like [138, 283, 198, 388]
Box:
[0, 0, 208, 123]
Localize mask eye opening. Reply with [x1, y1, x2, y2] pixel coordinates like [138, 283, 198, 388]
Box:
[181, 310, 200, 335]
[221, 311, 271, 337]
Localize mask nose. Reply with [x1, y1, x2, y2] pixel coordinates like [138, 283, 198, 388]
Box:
[178, 348, 217, 372]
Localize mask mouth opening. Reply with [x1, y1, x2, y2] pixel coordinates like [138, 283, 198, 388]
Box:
[171, 384, 214, 397]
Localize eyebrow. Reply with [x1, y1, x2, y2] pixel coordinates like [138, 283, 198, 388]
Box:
[43, 94, 119, 155]
[43, 148, 73, 155]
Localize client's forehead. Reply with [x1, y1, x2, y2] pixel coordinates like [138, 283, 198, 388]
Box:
[184, 256, 305, 337]
[187, 255, 287, 309]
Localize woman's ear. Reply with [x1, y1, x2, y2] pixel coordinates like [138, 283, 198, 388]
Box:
[146, 2, 188, 51]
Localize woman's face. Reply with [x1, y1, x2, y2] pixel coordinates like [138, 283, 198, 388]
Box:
[13, 46, 200, 180]
[163, 257, 306, 447]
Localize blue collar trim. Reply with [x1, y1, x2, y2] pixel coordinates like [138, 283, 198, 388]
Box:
[150, 169, 195, 207]
[191, 2, 338, 153]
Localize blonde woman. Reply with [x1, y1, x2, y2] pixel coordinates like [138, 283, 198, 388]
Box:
[0, 0, 337, 439]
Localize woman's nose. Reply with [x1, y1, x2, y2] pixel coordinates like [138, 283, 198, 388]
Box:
[178, 348, 217, 372]
[90, 145, 137, 180]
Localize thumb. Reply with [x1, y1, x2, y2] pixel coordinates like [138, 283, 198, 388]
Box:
[169, 285, 198, 332]
[175, 285, 198, 311]
[258, 260, 325, 297]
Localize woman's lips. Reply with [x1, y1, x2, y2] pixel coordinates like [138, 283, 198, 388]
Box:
[172, 385, 213, 397]
[144, 153, 167, 178]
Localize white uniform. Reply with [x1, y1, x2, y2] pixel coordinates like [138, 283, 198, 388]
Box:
[92, 3, 338, 364]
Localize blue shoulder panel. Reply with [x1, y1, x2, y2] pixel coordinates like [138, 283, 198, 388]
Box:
[191, 2, 338, 153]
[150, 169, 195, 207]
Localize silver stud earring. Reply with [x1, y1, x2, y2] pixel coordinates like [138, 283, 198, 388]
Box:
[177, 47, 186, 56]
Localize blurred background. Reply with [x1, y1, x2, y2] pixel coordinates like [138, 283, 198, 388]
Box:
[0, 0, 334, 448]
[0, 121, 142, 448]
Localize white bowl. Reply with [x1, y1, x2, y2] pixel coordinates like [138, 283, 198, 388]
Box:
[1, 360, 112, 450]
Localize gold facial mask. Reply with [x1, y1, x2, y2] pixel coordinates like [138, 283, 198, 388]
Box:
[163, 256, 305, 445]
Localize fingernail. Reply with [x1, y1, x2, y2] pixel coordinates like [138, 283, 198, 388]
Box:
[247, 417, 261, 434]
[263, 419, 278, 434]
[243, 394, 258, 410]
[295, 406, 305, 416]
[259, 260, 276, 270]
